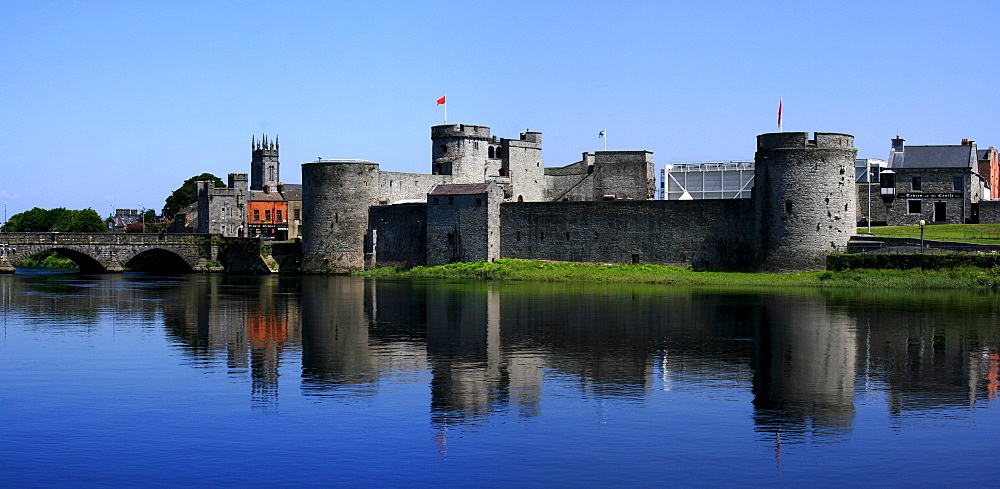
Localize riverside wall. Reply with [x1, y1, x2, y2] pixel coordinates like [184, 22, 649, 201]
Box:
[499, 200, 756, 268]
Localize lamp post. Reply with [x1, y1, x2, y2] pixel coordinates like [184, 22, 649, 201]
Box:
[2, 203, 6, 232]
[919, 219, 926, 253]
[867, 160, 872, 233]
[138, 203, 144, 234]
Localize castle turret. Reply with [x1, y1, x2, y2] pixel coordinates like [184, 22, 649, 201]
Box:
[300, 160, 380, 273]
[753, 132, 856, 271]
[431, 124, 492, 182]
[501, 130, 545, 202]
[251, 135, 280, 191]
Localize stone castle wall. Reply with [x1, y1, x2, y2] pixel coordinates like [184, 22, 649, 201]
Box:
[980, 201, 1000, 224]
[503, 132, 545, 202]
[377, 171, 451, 205]
[301, 161, 379, 273]
[369, 203, 427, 267]
[299, 129, 856, 273]
[427, 185, 501, 265]
[753, 133, 856, 272]
[591, 151, 656, 200]
[500, 200, 755, 268]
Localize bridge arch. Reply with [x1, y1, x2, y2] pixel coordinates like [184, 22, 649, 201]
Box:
[122, 248, 196, 274]
[10, 245, 110, 273]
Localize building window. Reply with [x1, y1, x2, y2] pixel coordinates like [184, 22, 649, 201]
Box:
[294, 209, 301, 220]
[253, 210, 259, 221]
[907, 200, 921, 214]
[488, 147, 495, 158]
[448, 197, 454, 205]
[953, 177, 963, 191]
[265, 210, 271, 221]
[276, 210, 282, 222]
[912, 176, 922, 191]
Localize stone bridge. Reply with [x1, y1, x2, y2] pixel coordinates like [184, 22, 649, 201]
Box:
[0, 232, 223, 273]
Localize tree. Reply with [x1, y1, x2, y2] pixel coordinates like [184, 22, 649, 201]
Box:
[162, 173, 226, 219]
[6, 207, 106, 232]
[52, 209, 105, 232]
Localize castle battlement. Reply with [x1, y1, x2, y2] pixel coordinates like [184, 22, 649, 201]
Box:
[431, 124, 492, 139]
[757, 132, 854, 151]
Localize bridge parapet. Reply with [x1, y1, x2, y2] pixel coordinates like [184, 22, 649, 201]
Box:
[0, 232, 225, 273]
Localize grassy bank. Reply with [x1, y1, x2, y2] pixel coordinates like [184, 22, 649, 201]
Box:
[860, 223, 1000, 244]
[358, 258, 1000, 289]
[18, 251, 79, 269]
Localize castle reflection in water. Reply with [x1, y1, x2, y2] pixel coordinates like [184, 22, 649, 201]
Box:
[4, 274, 999, 439]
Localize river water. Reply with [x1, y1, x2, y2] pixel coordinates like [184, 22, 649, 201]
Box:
[2, 271, 999, 487]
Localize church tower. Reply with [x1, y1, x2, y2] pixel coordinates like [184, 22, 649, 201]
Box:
[251, 135, 280, 190]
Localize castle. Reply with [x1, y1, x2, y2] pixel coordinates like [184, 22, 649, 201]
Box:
[296, 125, 856, 273]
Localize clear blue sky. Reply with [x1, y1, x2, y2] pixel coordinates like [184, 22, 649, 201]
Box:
[2, 0, 997, 218]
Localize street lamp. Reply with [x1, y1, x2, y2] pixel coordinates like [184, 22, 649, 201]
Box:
[866, 160, 873, 234]
[919, 219, 926, 253]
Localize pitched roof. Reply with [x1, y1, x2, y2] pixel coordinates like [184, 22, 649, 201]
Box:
[428, 183, 493, 195]
[894, 145, 975, 169]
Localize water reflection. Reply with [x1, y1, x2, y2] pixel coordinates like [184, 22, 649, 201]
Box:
[3, 272, 999, 440]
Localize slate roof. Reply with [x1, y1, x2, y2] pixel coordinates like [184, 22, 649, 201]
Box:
[428, 183, 493, 195]
[250, 190, 285, 202]
[893, 145, 975, 169]
[979, 149, 989, 160]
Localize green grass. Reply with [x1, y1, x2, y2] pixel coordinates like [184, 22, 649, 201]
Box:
[860, 223, 1000, 244]
[358, 258, 1000, 289]
[18, 251, 79, 269]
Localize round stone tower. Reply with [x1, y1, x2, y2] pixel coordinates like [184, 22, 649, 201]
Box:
[430, 124, 492, 182]
[301, 161, 380, 273]
[753, 132, 856, 272]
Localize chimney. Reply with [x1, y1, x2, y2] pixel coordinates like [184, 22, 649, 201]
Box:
[277, 183, 284, 193]
[961, 139, 975, 146]
[264, 185, 270, 194]
[891, 136, 905, 153]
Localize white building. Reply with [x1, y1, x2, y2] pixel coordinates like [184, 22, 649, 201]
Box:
[660, 161, 754, 200]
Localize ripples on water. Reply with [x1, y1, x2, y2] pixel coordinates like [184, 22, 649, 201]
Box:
[1, 272, 999, 486]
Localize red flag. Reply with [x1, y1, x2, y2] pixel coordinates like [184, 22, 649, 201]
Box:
[777, 98, 783, 129]
[436, 95, 446, 105]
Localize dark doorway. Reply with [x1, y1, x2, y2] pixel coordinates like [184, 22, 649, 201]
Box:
[933, 202, 946, 222]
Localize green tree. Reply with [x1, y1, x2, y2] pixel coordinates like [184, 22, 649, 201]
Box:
[52, 209, 106, 232]
[6, 207, 106, 232]
[162, 173, 226, 219]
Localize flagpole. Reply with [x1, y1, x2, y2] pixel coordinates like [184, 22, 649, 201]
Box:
[604, 128, 607, 151]
[444, 93, 447, 124]
[778, 96, 783, 133]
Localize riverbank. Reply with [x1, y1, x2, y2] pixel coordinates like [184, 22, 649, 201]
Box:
[358, 258, 1000, 288]
[17, 251, 78, 269]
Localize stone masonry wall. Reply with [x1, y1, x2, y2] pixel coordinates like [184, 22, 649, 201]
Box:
[882, 167, 979, 225]
[980, 201, 1000, 224]
[500, 200, 755, 268]
[377, 171, 451, 205]
[544, 157, 593, 201]
[503, 132, 545, 202]
[754, 132, 856, 272]
[369, 203, 427, 267]
[591, 151, 655, 200]
[300, 162, 379, 273]
[427, 186, 501, 265]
